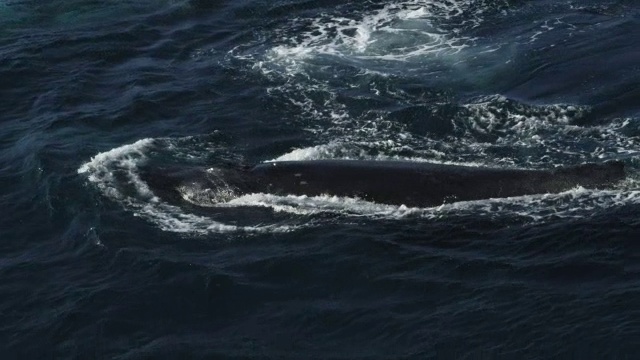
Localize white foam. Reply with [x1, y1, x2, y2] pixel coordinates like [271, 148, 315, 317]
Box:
[449, 95, 640, 167]
[78, 138, 159, 202]
[265, 92, 640, 168]
[264, 0, 487, 67]
[203, 186, 640, 223]
[269, 141, 492, 168]
[227, 3, 520, 169]
[225, 193, 422, 218]
[78, 138, 297, 235]
[269, 142, 369, 162]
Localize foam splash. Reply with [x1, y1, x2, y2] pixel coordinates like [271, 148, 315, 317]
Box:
[78, 137, 295, 235]
[225, 193, 420, 218]
[235, 0, 515, 113]
[452, 96, 640, 167]
[78, 138, 158, 202]
[268, 141, 488, 168]
[184, 186, 640, 223]
[266, 0, 504, 65]
[268, 94, 640, 168]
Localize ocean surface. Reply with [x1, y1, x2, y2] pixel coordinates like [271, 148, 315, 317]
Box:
[1, 0, 639, 358]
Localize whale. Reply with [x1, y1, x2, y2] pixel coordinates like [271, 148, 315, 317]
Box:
[140, 159, 626, 208]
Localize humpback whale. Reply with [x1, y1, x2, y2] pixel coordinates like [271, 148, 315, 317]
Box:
[140, 160, 625, 208]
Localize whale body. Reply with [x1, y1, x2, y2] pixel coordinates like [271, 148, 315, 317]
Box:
[140, 160, 625, 208]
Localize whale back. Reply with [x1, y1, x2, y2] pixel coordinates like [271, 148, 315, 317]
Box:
[140, 160, 625, 207]
[249, 160, 625, 207]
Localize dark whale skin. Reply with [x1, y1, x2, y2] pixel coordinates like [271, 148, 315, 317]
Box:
[249, 160, 625, 207]
[140, 160, 626, 207]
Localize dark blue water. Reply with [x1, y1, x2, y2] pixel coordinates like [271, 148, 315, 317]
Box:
[1, 0, 639, 358]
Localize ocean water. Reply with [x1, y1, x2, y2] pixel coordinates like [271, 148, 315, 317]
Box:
[1, 0, 639, 357]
